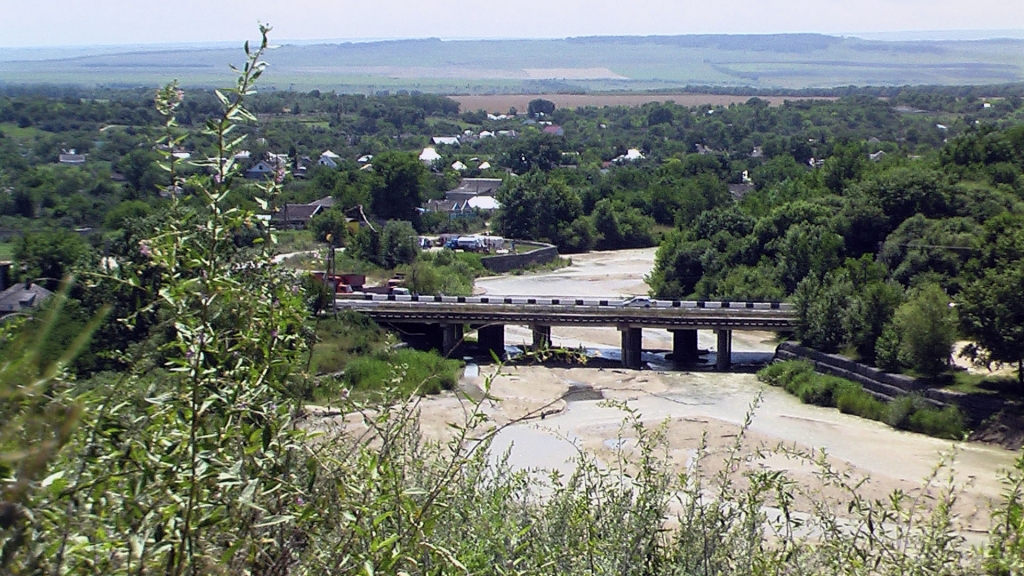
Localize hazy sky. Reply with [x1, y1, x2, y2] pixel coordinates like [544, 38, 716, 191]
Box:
[2, 0, 1023, 47]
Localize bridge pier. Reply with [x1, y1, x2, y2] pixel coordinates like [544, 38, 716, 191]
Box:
[620, 326, 643, 369]
[670, 329, 699, 362]
[715, 329, 732, 370]
[531, 324, 551, 349]
[441, 323, 464, 357]
[478, 324, 505, 359]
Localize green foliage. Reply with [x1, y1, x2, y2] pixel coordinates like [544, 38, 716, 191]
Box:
[307, 206, 350, 246]
[350, 219, 419, 268]
[307, 312, 389, 375]
[527, 98, 556, 117]
[882, 283, 958, 377]
[494, 170, 594, 252]
[343, 348, 462, 396]
[793, 272, 852, 353]
[957, 213, 1024, 383]
[12, 229, 91, 289]
[758, 360, 966, 440]
[399, 249, 481, 296]
[368, 150, 429, 225]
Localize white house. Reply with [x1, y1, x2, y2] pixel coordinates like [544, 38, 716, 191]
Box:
[431, 136, 460, 147]
[318, 150, 340, 168]
[451, 161, 467, 171]
[419, 147, 442, 165]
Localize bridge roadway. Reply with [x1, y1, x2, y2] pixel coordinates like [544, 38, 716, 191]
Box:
[335, 294, 796, 370]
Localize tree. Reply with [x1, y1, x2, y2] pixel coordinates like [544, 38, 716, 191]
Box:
[878, 283, 957, 378]
[369, 151, 428, 226]
[13, 230, 91, 289]
[527, 98, 555, 117]
[501, 133, 564, 173]
[793, 272, 852, 353]
[959, 265, 1024, 382]
[117, 148, 165, 198]
[494, 172, 583, 249]
[955, 213, 1024, 382]
[351, 220, 419, 268]
[309, 207, 350, 246]
[648, 232, 712, 299]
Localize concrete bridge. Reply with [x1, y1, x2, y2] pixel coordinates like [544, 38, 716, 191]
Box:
[334, 294, 797, 369]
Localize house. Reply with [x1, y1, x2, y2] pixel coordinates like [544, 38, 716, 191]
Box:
[728, 183, 755, 199]
[419, 147, 442, 165]
[466, 196, 500, 212]
[318, 150, 341, 168]
[869, 150, 887, 162]
[613, 148, 644, 163]
[0, 282, 54, 314]
[308, 196, 335, 209]
[357, 154, 373, 163]
[431, 136, 460, 147]
[451, 161, 467, 172]
[271, 203, 322, 229]
[541, 125, 564, 136]
[58, 149, 86, 165]
[246, 152, 289, 179]
[444, 178, 503, 203]
[246, 160, 279, 179]
[478, 161, 492, 170]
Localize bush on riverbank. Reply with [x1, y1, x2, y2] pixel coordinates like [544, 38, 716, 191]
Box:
[758, 360, 966, 440]
[343, 348, 463, 396]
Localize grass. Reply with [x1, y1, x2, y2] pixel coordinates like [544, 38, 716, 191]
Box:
[758, 360, 967, 440]
[943, 370, 1024, 398]
[0, 242, 14, 261]
[509, 256, 572, 275]
[271, 229, 318, 253]
[343, 348, 463, 397]
[308, 313, 390, 376]
[305, 312, 463, 401]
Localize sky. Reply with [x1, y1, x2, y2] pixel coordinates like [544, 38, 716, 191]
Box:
[2, 0, 1023, 48]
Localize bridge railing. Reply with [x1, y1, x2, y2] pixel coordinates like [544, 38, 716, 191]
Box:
[336, 293, 793, 311]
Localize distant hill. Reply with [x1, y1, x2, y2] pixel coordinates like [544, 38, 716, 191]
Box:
[2, 34, 1023, 93]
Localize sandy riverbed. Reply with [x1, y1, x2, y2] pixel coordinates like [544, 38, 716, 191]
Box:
[410, 364, 1015, 535]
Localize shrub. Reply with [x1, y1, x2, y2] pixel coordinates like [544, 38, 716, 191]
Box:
[344, 348, 462, 396]
[835, 386, 887, 421]
[758, 361, 967, 440]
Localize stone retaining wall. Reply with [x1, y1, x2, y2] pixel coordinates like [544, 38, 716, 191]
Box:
[774, 341, 1005, 423]
[480, 242, 558, 273]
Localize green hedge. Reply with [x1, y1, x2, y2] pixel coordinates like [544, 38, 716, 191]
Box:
[757, 360, 966, 440]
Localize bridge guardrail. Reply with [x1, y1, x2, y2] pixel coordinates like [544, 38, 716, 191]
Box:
[339, 293, 793, 311]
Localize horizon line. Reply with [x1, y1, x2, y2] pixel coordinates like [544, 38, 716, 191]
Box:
[4, 28, 1024, 51]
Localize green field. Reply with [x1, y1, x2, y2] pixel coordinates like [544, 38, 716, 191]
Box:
[3, 34, 1024, 92]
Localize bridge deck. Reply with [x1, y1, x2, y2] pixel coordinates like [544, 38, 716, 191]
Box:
[334, 295, 797, 330]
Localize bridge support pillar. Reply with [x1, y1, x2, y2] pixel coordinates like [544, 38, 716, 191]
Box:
[531, 324, 551, 349]
[670, 329, 699, 362]
[478, 324, 505, 359]
[715, 329, 732, 370]
[620, 326, 643, 370]
[441, 323, 463, 357]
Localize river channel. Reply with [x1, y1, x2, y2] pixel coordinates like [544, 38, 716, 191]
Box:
[440, 247, 1019, 535]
